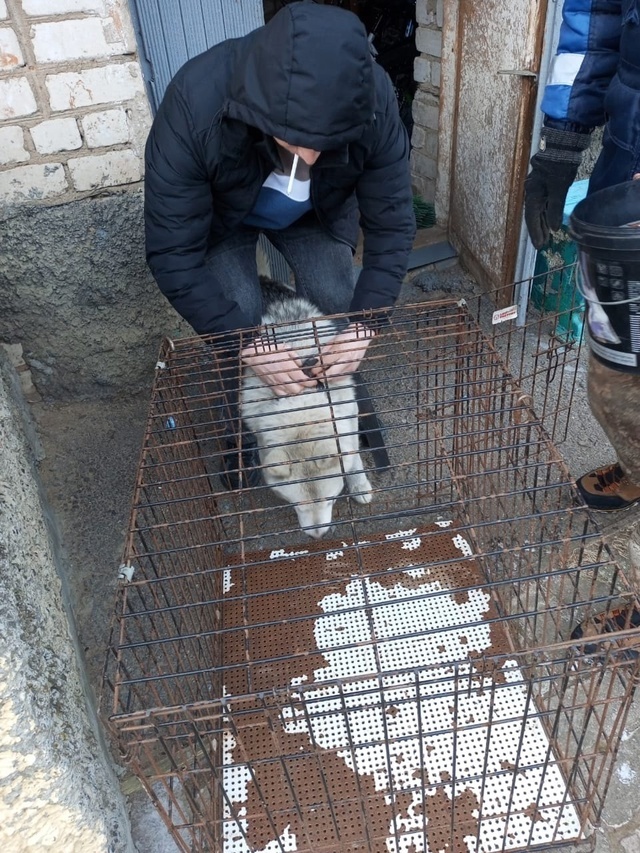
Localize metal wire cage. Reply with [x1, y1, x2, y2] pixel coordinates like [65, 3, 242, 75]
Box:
[103, 269, 640, 853]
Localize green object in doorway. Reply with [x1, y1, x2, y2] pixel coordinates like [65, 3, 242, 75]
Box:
[530, 179, 588, 342]
[413, 194, 436, 229]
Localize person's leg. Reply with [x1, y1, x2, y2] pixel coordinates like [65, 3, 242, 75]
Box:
[204, 227, 264, 327]
[265, 219, 356, 315]
[204, 229, 263, 489]
[577, 133, 640, 508]
[576, 352, 640, 510]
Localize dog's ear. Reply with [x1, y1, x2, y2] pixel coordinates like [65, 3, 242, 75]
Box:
[262, 446, 292, 480]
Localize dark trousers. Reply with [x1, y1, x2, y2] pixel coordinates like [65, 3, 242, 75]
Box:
[586, 137, 640, 483]
[587, 352, 640, 484]
[205, 218, 356, 324]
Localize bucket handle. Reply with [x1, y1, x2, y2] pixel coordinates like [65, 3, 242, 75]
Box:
[575, 270, 640, 307]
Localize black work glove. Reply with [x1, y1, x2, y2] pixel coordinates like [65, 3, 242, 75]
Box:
[524, 126, 591, 250]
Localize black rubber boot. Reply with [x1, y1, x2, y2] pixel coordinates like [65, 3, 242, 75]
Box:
[353, 371, 390, 472]
[220, 434, 261, 491]
[212, 349, 262, 491]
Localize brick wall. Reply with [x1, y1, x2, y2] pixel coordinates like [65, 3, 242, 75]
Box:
[0, 0, 151, 204]
[410, 0, 442, 203]
[1, 0, 444, 209]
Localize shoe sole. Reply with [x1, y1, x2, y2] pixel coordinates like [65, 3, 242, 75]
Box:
[577, 493, 640, 512]
[571, 605, 640, 659]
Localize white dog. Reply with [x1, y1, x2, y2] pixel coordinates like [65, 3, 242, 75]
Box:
[240, 297, 373, 538]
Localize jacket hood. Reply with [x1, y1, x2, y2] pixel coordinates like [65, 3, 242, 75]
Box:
[226, 2, 375, 150]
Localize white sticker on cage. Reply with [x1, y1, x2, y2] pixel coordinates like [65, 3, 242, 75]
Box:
[492, 304, 518, 324]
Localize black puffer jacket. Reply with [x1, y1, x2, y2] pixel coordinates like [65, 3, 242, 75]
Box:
[144, 2, 415, 335]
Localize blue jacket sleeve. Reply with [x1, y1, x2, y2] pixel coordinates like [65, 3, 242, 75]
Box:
[541, 0, 622, 130]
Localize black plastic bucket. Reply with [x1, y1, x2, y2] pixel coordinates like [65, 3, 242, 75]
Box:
[568, 179, 640, 374]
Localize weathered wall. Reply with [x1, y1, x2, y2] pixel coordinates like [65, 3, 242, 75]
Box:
[0, 0, 186, 400]
[0, 349, 135, 852]
[0, 192, 185, 400]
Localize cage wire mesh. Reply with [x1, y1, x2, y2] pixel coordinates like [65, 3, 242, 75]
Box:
[103, 266, 640, 853]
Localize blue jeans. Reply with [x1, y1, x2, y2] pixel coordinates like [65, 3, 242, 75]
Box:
[205, 217, 356, 327]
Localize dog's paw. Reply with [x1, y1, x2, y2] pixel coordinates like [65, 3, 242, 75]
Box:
[350, 475, 373, 504]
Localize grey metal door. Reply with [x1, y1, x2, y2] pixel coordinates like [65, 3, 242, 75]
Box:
[130, 0, 264, 110]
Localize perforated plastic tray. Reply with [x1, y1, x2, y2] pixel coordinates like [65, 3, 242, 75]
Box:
[220, 524, 581, 853]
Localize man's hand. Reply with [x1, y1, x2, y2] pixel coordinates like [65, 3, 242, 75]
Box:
[524, 126, 591, 250]
[241, 337, 316, 396]
[311, 323, 375, 381]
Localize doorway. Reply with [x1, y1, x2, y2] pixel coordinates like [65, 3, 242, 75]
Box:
[264, 0, 419, 140]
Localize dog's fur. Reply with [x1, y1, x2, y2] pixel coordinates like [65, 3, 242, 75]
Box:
[240, 297, 372, 538]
